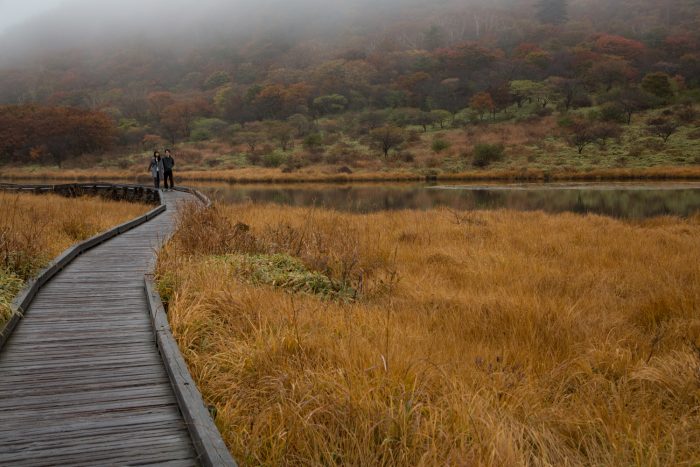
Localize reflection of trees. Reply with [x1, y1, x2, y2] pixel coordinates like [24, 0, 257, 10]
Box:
[199, 185, 700, 219]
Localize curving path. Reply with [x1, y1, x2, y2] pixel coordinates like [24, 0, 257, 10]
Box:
[0, 190, 209, 465]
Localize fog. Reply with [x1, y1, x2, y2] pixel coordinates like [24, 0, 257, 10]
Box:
[0, 0, 472, 64]
[0, 0, 64, 32]
[0, 0, 661, 68]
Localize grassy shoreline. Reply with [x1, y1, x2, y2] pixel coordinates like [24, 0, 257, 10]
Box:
[3, 165, 700, 185]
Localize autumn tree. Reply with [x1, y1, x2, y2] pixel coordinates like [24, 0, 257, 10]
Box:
[357, 110, 387, 133]
[510, 80, 537, 108]
[312, 94, 349, 117]
[161, 98, 211, 144]
[0, 105, 115, 167]
[602, 87, 653, 124]
[287, 114, 312, 137]
[430, 109, 453, 129]
[435, 43, 500, 78]
[203, 71, 231, 90]
[248, 83, 311, 120]
[594, 35, 646, 60]
[147, 91, 175, 122]
[265, 121, 295, 151]
[370, 125, 405, 158]
[428, 78, 467, 114]
[235, 122, 265, 152]
[395, 72, 432, 108]
[641, 72, 674, 100]
[587, 59, 637, 91]
[646, 117, 679, 142]
[563, 118, 621, 154]
[414, 111, 438, 132]
[548, 77, 584, 111]
[302, 133, 324, 153]
[487, 84, 513, 117]
[253, 84, 287, 120]
[469, 92, 495, 120]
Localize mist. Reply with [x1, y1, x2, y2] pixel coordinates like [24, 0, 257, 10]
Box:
[0, 0, 63, 32]
[0, 0, 469, 64]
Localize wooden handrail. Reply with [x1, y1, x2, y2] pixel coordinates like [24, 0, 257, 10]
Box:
[0, 182, 162, 204]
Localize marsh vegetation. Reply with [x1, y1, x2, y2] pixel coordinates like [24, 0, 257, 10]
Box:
[0, 193, 148, 326]
[157, 201, 700, 465]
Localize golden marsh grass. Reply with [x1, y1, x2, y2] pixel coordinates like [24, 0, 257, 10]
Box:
[0, 192, 149, 325]
[157, 202, 700, 465]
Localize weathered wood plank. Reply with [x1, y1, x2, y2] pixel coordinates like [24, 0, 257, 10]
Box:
[0, 409, 184, 436]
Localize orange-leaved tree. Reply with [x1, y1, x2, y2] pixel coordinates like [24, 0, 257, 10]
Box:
[0, 105, 115, 167]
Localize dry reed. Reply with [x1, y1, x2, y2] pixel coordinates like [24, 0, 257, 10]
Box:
[0, 192, 149, 325]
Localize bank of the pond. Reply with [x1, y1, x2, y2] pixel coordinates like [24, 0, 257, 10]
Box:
[4, 165, 700, 185]
[157, 202, 700, 466]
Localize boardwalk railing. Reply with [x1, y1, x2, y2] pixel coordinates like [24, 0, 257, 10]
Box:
[0, 183, 236, 466]
[0, 182, 161, 204]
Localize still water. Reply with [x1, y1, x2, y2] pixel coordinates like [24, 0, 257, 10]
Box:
[3, 179, 700, 219]
[194, 182, 700, 219]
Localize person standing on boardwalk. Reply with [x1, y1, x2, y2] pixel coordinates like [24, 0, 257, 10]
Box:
[148, 151, 164, 189]
[162, 149, 175, 191]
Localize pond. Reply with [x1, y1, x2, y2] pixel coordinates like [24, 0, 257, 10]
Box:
[3, 179, 700, 219]
[193, 181, 700, 219]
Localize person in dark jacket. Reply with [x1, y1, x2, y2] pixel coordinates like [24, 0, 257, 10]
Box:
[162, 149, 175, 191]
[148, 151, 164, 189]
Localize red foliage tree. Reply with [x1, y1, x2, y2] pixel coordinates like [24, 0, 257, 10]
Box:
[470, 92, 495, 120]
[594, 34, 646, 60]
[160, 98, 212, 144]
[147, 91, 175, 121]
[0, 105, 115, 167]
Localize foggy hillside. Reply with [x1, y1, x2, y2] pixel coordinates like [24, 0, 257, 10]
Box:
[3, 0, 694, 65]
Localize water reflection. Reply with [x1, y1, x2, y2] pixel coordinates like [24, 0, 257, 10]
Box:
[197, 182, 700, 219]
[3, 178, 699, 219]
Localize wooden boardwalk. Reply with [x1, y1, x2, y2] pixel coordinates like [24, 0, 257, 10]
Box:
[0, 190, 205, 466]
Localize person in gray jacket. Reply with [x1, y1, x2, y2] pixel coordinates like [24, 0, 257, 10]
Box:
[148, 151, 164, 189]
[162, 149, 175, 191]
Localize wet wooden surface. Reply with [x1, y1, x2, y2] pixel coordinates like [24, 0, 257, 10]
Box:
[0, 190, 199, 466]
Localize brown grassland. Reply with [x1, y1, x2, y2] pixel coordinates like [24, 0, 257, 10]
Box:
[0, 192, 149, 326]
[157, 202, 700, 466]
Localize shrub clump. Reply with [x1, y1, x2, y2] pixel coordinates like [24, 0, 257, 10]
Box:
[472, 143, 505, 167]
[262, 152, 288, 168]
[216, 253, 355, 301]
[431, 138, 451, 154]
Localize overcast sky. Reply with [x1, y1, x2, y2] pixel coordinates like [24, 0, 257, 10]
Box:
[0, 0, 65, 32]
